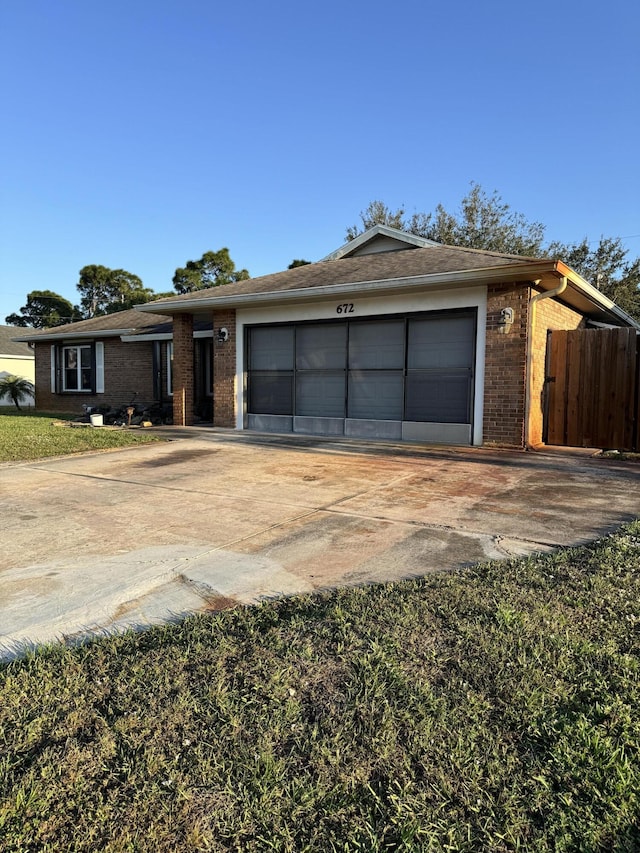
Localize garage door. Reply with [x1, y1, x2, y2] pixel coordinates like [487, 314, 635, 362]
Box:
[246, 310, 476, 444]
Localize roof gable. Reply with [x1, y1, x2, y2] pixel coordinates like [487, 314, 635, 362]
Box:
[323, 224, 440, 260]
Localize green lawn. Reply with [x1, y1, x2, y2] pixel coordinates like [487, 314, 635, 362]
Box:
[0, 411, 161, 462]
[2, 523, 640, 851]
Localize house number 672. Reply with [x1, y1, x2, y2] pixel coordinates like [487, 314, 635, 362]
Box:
[336, 303, 355, 314]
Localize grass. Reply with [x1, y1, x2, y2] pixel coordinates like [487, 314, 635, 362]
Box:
[1, 523, 640, 851]
[0, 411, 161, 462]
[603, 450, 640, 463]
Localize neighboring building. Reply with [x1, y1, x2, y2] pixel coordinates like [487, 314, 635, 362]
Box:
[17, 226, 639, 447]
[0, 325, 36, 407]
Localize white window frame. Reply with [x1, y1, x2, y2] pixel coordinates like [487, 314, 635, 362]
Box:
[62, 344, 93, 392]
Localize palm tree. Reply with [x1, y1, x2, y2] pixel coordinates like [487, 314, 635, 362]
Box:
[0, 375, 35, 411]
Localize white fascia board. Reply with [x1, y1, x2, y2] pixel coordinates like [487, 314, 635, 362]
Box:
[12, 328, 138, 343]
[137, 261, 640, 328]
[120, 332, 172, 342]
[137, 263, 553, 314]
[119, 329, 213, 342]
[558, 264, 640, 329]
[322, 225, 440, 261]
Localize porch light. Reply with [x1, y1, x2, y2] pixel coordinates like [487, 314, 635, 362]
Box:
[498, 307, 514, 334]
[217, 327, 229, 343]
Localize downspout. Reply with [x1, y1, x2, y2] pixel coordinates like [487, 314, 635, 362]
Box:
[525, 276, 567, 448]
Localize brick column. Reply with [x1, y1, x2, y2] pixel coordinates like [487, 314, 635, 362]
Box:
[483, 284, 529, 448]
[173, 314, 194, 426]
[213, 309, 237, 428]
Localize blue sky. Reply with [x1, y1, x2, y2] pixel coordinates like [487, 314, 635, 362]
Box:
[1, 0, 638, 323]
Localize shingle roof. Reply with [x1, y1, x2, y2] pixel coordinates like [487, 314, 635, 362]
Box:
[143, 243, 541, 308]
[10, 308, 173, 342]
[0, 325, 35, 356]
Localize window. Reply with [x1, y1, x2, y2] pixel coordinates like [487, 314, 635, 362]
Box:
[51, 342, 104, 394]
[62, 345, 93, 391]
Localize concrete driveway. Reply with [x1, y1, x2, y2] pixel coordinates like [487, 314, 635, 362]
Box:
[2, 429, 639, 657]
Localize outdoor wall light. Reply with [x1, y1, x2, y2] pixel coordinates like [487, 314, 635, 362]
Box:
[216, 327, 229, 343]
[497, 307, 514, 334]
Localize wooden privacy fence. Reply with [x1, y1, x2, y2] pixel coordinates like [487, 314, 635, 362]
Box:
[545, 327, 640, 451]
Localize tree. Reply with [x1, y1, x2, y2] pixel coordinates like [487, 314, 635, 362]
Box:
[288, 259, 311, 268]
[173, 249, 250, 294]
[76, 265, 154, 318]
[345, 201, 408, 241]
[345, 184, 640, 321]
[0, 375, 34, 410]
[5, 290, 79, 328]
[547, 236, 640, 320]
[346, 183, 546, 256]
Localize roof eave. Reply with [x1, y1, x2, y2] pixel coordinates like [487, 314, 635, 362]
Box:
[11, 328, 139, 343]
[135, 260, 639, 329]
[555, 261, 640, 329]
[137, 261, 560, 314]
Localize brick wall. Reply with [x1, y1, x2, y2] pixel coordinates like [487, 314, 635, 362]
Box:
[213, 309, 237, 427]
[34, 340, 156, 414]
[483, 283, 586, 448]
[172, 314, 194, 426]
[483, 283, 529, 447]
[528, 290, 584, 446]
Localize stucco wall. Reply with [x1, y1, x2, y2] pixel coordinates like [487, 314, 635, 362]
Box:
[0, 355, 36, 408]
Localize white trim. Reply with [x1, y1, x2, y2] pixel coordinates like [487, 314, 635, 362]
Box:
[95, 342, 104, 393]
[0, 353, 34, 360]
[236, 285, 487, 446]
[50, 345, 56, 393]
[119, 329, 213, 343]
[134, 262, 639, 330]
[322, 225, 440, 261]
[61, 343, 93, 392]
[13, 328, 139, 343]
[137, 266, 531, 313]
[121, 332, 173, 342]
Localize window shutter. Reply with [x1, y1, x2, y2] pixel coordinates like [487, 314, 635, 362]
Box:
[50, 345, 57, 393]
[95, 342, 105, 393]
